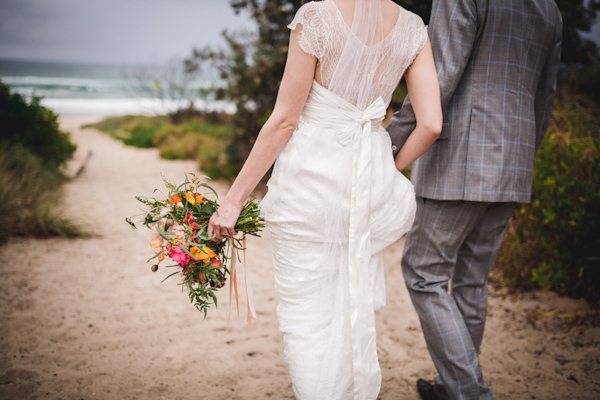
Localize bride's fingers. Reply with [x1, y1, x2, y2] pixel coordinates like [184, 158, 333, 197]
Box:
[213, 225, 232, 241]
[208, 216, 237, 242]
[207, 219, 221, 241]
[212, 231, 222, 242]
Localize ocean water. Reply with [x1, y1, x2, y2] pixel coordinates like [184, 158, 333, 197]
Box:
[0, 59, 234, 116]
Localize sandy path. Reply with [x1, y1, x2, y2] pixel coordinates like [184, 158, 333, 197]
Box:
[0, 116, 598, 400]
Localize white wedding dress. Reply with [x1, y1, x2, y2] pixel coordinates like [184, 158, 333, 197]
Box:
[260, 1, 427, 399]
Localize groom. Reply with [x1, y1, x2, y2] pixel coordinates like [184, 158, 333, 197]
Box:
[387, 0, 562, 399]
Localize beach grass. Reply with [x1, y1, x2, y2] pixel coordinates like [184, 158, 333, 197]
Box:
[0, 80, 86, 244]
[0, 146, 86, 243]
[87, 114, 235, 179]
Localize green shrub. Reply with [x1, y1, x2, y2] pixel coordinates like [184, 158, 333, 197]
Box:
[90, 114, 236, 179]
[0, 80, 76, 169]
[154, 124, 202, 159]
[85, 115, 167, 148]
[84, 115, 168, 138]
[197, 135, 238, 180]
[0, 146, 83, 243]
[496, 99, 600, 304]
[0, 80, 83, 243]
[152, 119, 234, 178]
[122, 125, 159, 148]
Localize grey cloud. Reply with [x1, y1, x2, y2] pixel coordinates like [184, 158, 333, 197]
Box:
[0, 0, 254, 64]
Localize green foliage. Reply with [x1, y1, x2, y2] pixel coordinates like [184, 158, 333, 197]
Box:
[0, 80, 82, 243]
[154, 125, 203, 160]
[84, 114, 168, 137]
[553, 0, 600, 101]
[85, 115, 168, 148]
[89, 114, 236, 179]
[0, 146, 84, 243]
[122, 125, 159, 148]
[555, 0, 600, 65]
[0, 80, 76, 169]
[496, 99, 600, 304]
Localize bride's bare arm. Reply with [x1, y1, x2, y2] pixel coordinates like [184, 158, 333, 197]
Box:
[394, 39, 443, 172]
[208, 27, 317, 240]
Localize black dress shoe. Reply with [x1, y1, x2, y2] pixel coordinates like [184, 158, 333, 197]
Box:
[417, 378, 439, 400]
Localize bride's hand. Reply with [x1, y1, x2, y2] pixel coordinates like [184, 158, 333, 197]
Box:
[208, 199, 243, 241]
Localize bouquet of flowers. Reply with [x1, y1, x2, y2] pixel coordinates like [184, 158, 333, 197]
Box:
[126, 173, 264, 320]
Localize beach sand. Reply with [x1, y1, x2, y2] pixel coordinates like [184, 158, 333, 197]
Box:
[0, 116, 598, 399]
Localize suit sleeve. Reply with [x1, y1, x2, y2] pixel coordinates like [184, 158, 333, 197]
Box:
[534, 19, 562, 151]
[387, 0, 478, 156]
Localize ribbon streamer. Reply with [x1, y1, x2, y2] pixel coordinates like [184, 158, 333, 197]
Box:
[228, 237, 239, 321]
[227, 236, 257, 324]
[243, 237, 257, 324]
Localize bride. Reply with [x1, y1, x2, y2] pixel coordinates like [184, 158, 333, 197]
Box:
[208, 0, 441, 398]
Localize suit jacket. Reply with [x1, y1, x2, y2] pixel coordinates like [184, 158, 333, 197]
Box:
[387, 0, 562, 203]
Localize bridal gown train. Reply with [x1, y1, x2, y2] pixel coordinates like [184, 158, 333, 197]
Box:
[259, 1, 428, 399]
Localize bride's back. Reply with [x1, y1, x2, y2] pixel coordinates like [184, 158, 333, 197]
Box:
[291, 0, 428, 108]
[332, 0, 400, 39]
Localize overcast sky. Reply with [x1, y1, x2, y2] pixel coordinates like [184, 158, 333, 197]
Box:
[0, 0, 253, 65]
[1, 0, 599, 66]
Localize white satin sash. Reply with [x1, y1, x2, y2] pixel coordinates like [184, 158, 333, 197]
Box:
[302, 81, 386, 399]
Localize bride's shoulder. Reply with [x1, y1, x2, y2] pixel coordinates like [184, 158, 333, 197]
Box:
[392, 6, 428, 59]
[293, 0, 323, 16]
[296, 0, 332, 11]
[294, 1, 341, 20]
[289, 1, 337, 30]
[396, 4, 426, 27]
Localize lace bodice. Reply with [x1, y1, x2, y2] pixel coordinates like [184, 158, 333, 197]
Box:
[288, 0, 427, 108]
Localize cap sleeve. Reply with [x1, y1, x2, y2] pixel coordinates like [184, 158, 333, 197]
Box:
[288, 2, 323, 59]
[410, 14, 429, 64]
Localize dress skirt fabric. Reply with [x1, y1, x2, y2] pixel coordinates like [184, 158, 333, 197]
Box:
[260, 81, 416, 399]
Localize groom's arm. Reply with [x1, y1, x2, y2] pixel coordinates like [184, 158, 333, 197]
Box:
[387, 0, 478, 157]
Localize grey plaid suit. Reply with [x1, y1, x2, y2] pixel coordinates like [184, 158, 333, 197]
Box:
[386, 0, 562, 399]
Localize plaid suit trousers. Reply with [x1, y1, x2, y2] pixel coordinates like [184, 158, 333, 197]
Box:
[402, 198, 515, 400]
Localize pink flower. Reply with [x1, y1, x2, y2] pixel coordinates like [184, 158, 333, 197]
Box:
[190, 222, 199, 229]
[186, 212, 194, 221]
[166, 244, 190, 267]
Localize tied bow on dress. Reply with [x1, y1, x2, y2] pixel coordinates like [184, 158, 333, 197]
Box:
[303, 81, 387, 399]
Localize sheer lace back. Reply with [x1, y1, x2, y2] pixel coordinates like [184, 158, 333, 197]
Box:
[288, 0, 427, 109]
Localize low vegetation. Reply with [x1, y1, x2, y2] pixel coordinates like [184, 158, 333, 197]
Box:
[0, 80, 83, 243]
[87, 114, 236, 179]
[495, 98, 600, 305]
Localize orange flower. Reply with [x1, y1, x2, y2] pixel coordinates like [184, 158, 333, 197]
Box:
[185, 192, 196, 205]
[171, 194, 182, 204]
[149, 237, 165, 262]
[194, 272, 206, 283]
[189, 246, 201, 261]
[190, 246, 217, 263]
[195, 193, 206, 204]
[210, 258, 222, 268]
